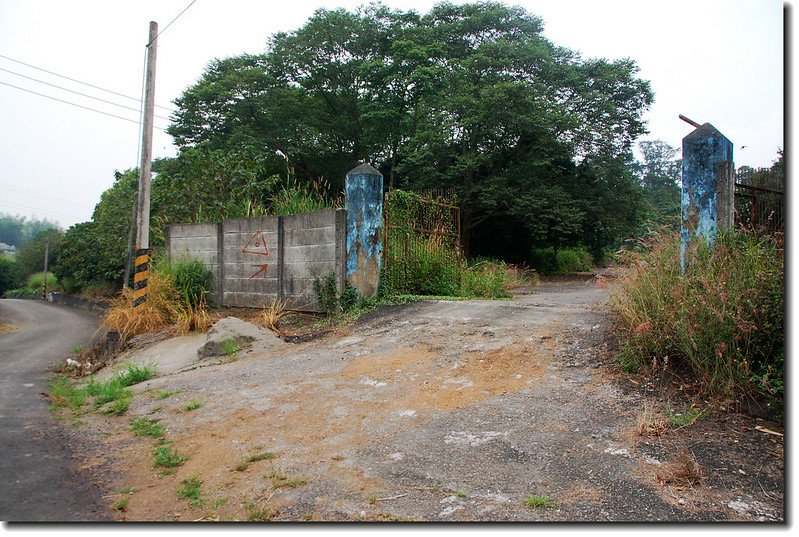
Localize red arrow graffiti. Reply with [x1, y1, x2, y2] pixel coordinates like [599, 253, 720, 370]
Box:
[249, 264, 269, 279]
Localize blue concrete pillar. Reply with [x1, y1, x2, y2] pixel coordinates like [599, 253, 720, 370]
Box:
[680, 123, 734, 271]
[345, 163, 383, 297]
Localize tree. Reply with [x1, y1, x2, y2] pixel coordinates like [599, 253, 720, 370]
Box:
[0, 256, 23, 295]
[637, 139, 682, 228]
[162, 2, 654, 262]
[0, 213, 61, 248]
[14, 228, 63, 279]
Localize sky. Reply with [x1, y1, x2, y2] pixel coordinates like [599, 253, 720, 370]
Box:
[0, 0, 787, 230]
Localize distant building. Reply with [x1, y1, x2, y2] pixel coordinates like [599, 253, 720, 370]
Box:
[0, 242, 17, 256]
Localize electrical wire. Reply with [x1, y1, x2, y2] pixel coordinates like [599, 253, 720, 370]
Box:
[148, 0, 200, 46]
[0, 66, 172, 121]
[0, 80, 168, 131]
[0, 200, 85, 222]
[0, 183, 93, 209]
[0, 53, 174, 112]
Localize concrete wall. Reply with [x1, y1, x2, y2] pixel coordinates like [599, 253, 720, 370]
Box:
[166, 209, 346, 311]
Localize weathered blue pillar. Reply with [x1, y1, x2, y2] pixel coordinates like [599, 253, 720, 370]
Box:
[345, 163, 383, 297]
[680, 123, 734, 271]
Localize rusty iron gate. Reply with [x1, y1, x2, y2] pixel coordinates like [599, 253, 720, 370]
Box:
[734, 167, 784, 233]
[382, 189, 462, 295]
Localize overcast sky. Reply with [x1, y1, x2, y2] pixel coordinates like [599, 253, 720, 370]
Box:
[0, 0, 786, 230]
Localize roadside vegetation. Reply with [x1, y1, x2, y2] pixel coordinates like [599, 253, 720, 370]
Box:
[102, 259, 213, 341]
[610, 229, 784, 405]
[49, 362, 158, 418]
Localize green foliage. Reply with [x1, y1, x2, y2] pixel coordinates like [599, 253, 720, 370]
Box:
[458, 260, 512, 299]
[185, 400, 203, 411]
[116, 363, 159, 387]
[176, 476, 205, 508]
[221, 339, 239, 358]
[49, 376, 88, 411]
[130, 418, 166, 438]
[164, 3, 652, 259]
[14, 228, 63, 279]
[3, 287, 38, 299]
[523, 495, 555, 508]
[153, 444, 189, 469]
[313, 273, 362, 314]
[0, 256, 23, 295]
[0, 213, 61, 248]
[27, 271, 59, 292]
[610, 230, 784, 398]
[530, 246, 594, 275]
[156, 259, 212, 309]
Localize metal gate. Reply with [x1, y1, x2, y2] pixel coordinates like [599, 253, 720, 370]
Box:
[734, 167, 784, 233]
[382, 189, 461, 295]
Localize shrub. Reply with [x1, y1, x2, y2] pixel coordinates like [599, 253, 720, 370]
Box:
[27, 271, 59, 292]
[530, 246, 593, 274]
[610, 230, 784, 398]
[0, 256, 23, 295]
[157, 259, 211, 309]
[459, 259, 512, 299]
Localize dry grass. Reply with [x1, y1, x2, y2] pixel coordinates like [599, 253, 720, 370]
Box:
[174, 298, 213, 335]
[656, 449, 703, 488]
[256, 299, 289, 335]
[637, 399, 667, 437]
[103, 272, 212, 340]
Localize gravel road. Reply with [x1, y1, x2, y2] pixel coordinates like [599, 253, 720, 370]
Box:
[49, 276, 784, 522]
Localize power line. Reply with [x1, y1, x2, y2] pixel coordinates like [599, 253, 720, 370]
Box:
[0, 53, 175, 112]
[149, 0, 200, 46]
[0, 66, 172, 121]
[0, 200, 84, 223]
[0, 183, 94, 210]
[0, 80, 168, 131]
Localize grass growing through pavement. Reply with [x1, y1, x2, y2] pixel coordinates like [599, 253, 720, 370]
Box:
[185, 400, 203, 411]
[523, 494, 555, 508]
[130, 417, 165, 438]
[49, 363, 158, 417]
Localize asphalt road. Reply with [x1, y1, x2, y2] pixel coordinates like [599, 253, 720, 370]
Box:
[0, 299, 109, 522]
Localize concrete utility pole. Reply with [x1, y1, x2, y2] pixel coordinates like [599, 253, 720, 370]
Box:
[133, 21, 158, 307]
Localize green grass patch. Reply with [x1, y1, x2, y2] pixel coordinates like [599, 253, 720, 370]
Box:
[99, 397, 131, 415]
[130, 417, 165, 438]
[523, 494, 555, 508]
[153, 444, 188, 470]
[115, 362, 158, 387]
[185, 400, 202, 411]
[176, 476, 205, 508]
[221, 339, 239, 358]
[49, 376, 88, 411]
[118, 486, 137, 495]
[665, 405, 708, 428]
[112, 497, 129, 512]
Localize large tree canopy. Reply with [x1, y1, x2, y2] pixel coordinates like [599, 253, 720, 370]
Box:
[163, 2, 654, 262]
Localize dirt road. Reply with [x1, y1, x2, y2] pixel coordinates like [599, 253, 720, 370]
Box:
[0, 299, 109, 522]
[61, 276, 784, 522]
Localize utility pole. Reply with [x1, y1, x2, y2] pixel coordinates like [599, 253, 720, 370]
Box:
[42, 240, 49, 300]
[133, 21, 158, 307]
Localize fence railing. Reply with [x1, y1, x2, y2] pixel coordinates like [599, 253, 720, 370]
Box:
[382, 189, 462, 295]
[734, 167, 784, 233]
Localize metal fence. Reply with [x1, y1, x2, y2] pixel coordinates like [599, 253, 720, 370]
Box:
[734, 167, 784, 233]
[382, 189, 462, 295]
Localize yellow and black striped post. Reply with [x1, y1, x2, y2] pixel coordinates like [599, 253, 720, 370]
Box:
[133, 247, 150, 307]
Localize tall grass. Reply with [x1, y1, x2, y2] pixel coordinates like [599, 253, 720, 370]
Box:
[610, 230, 784, 398]
[103, 260, 213, 340]
[269, 178, 339, 216]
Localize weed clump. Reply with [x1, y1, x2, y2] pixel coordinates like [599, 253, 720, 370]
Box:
[610, 230, 783, 400]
